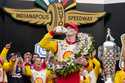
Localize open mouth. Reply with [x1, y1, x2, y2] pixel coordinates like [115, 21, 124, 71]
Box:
[37, 63, 41, 66]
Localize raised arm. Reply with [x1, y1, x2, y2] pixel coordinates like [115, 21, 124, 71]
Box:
[38, 32, 57, 53]
[3, 58, 15, 72]
[0, 43, 11, 60]
[1, 43, 15, 71]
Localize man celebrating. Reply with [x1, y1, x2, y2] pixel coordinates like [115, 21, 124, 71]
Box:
[39, 22, 89, 83]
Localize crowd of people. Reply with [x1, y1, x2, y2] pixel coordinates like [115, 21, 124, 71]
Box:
[0, 43, 48, 83]
[0, 22, 125, 83]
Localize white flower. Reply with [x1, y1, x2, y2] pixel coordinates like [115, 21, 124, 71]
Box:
[76, 32, 94, 55]
[56, 65, 63, 69]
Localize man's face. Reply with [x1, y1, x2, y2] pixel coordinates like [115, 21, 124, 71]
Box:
[34, 58, 42, 68]
[17, 57, 23, 67]
[32, 54, 38, 63]
[24, 52, 32, 62]
[10, 53, 17, 62]
[66, 27, 77, 36]
[17, 60, 23, 67]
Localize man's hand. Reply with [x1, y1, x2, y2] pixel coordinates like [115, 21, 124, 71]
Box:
[91, 50, 96, 58]
[75, 56, 88, 66]
[24, 58, 31, 65]
[5, 43, 11, 49]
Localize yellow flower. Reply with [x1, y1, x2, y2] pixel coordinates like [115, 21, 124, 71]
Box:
[63, 51, 73, 60]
